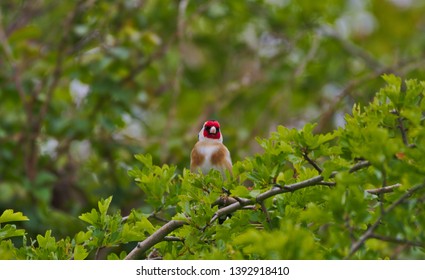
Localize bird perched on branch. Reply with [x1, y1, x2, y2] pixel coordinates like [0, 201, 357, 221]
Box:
[190, 120, 232, 178]
[190, 120, 233, 224]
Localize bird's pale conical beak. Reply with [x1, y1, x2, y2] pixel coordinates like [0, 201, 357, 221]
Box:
[209, 126, 217, 134]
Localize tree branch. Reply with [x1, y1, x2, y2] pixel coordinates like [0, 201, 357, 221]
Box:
[125, 219, 187, 260]
[213, 161, 371, 226]
[124, 160, 372, 259]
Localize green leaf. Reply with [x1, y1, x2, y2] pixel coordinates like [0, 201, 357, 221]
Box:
[73, 245, 89, 260]
[79, 209, 99, 226]
[231, 185, 250, 197]
[75, 231, 92, 244]
[98, 196, 113, 217]
[0, 224, 26, 241]
[36, 230, 56, 251]
[134, 154, 153, 168]
[0, 210, 29, 224]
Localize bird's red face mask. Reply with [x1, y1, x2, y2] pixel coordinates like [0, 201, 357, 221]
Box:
[203, 120, 221, 140]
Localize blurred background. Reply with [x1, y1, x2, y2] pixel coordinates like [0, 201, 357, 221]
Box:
[1, 0, 425, 238]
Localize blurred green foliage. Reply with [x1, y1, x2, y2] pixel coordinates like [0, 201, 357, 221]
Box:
[1, 0, 425, 259]
[1, 76, 425, 259]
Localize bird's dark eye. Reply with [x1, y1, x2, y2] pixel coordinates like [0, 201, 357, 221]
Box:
[205, 125, 211, 130]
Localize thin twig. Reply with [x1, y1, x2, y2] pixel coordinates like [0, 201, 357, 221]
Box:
[344, 214, 356, 243]
[222, 186, 231, 195]
[385, 183, 424, 214]
[366, 183, 401, 195]
[149, 213, 170, 223]
[3, 2, 49, 36]
[369, 234, 424, 247]
[163, 236, 184, 242]
[379, 170, 387, 215]
[397, 116, 409, 146]
[346, 183, 425, 259]
[293, 34, 321, 78]
[345, 218, 381, 259]
[95, 246, 104, 260]
[260, 201, 272, 225]
[302, 151, 323, 173]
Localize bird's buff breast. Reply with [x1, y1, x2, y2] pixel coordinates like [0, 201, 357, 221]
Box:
[191, 141, 231, 174]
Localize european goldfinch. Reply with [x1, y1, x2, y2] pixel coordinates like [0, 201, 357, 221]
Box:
[191, 120, 233, 224]
[190, 120, 232, 178]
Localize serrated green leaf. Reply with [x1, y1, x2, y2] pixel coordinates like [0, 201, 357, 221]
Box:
[79, 209, 99, 225]
[36, 230, 56, 251]
[136, 216, 155, 235]
[73, 245, 89, 260]
[0, 210, 29, 224]
[98, 196, 113, 217]
[75, 231, 92, 244]
[0, 224, 26, 241]
[134, 153, 153, 168]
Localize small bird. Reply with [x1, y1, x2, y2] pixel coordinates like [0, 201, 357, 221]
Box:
[190, 120, 232, 178]
[191, 120, 233, 223]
